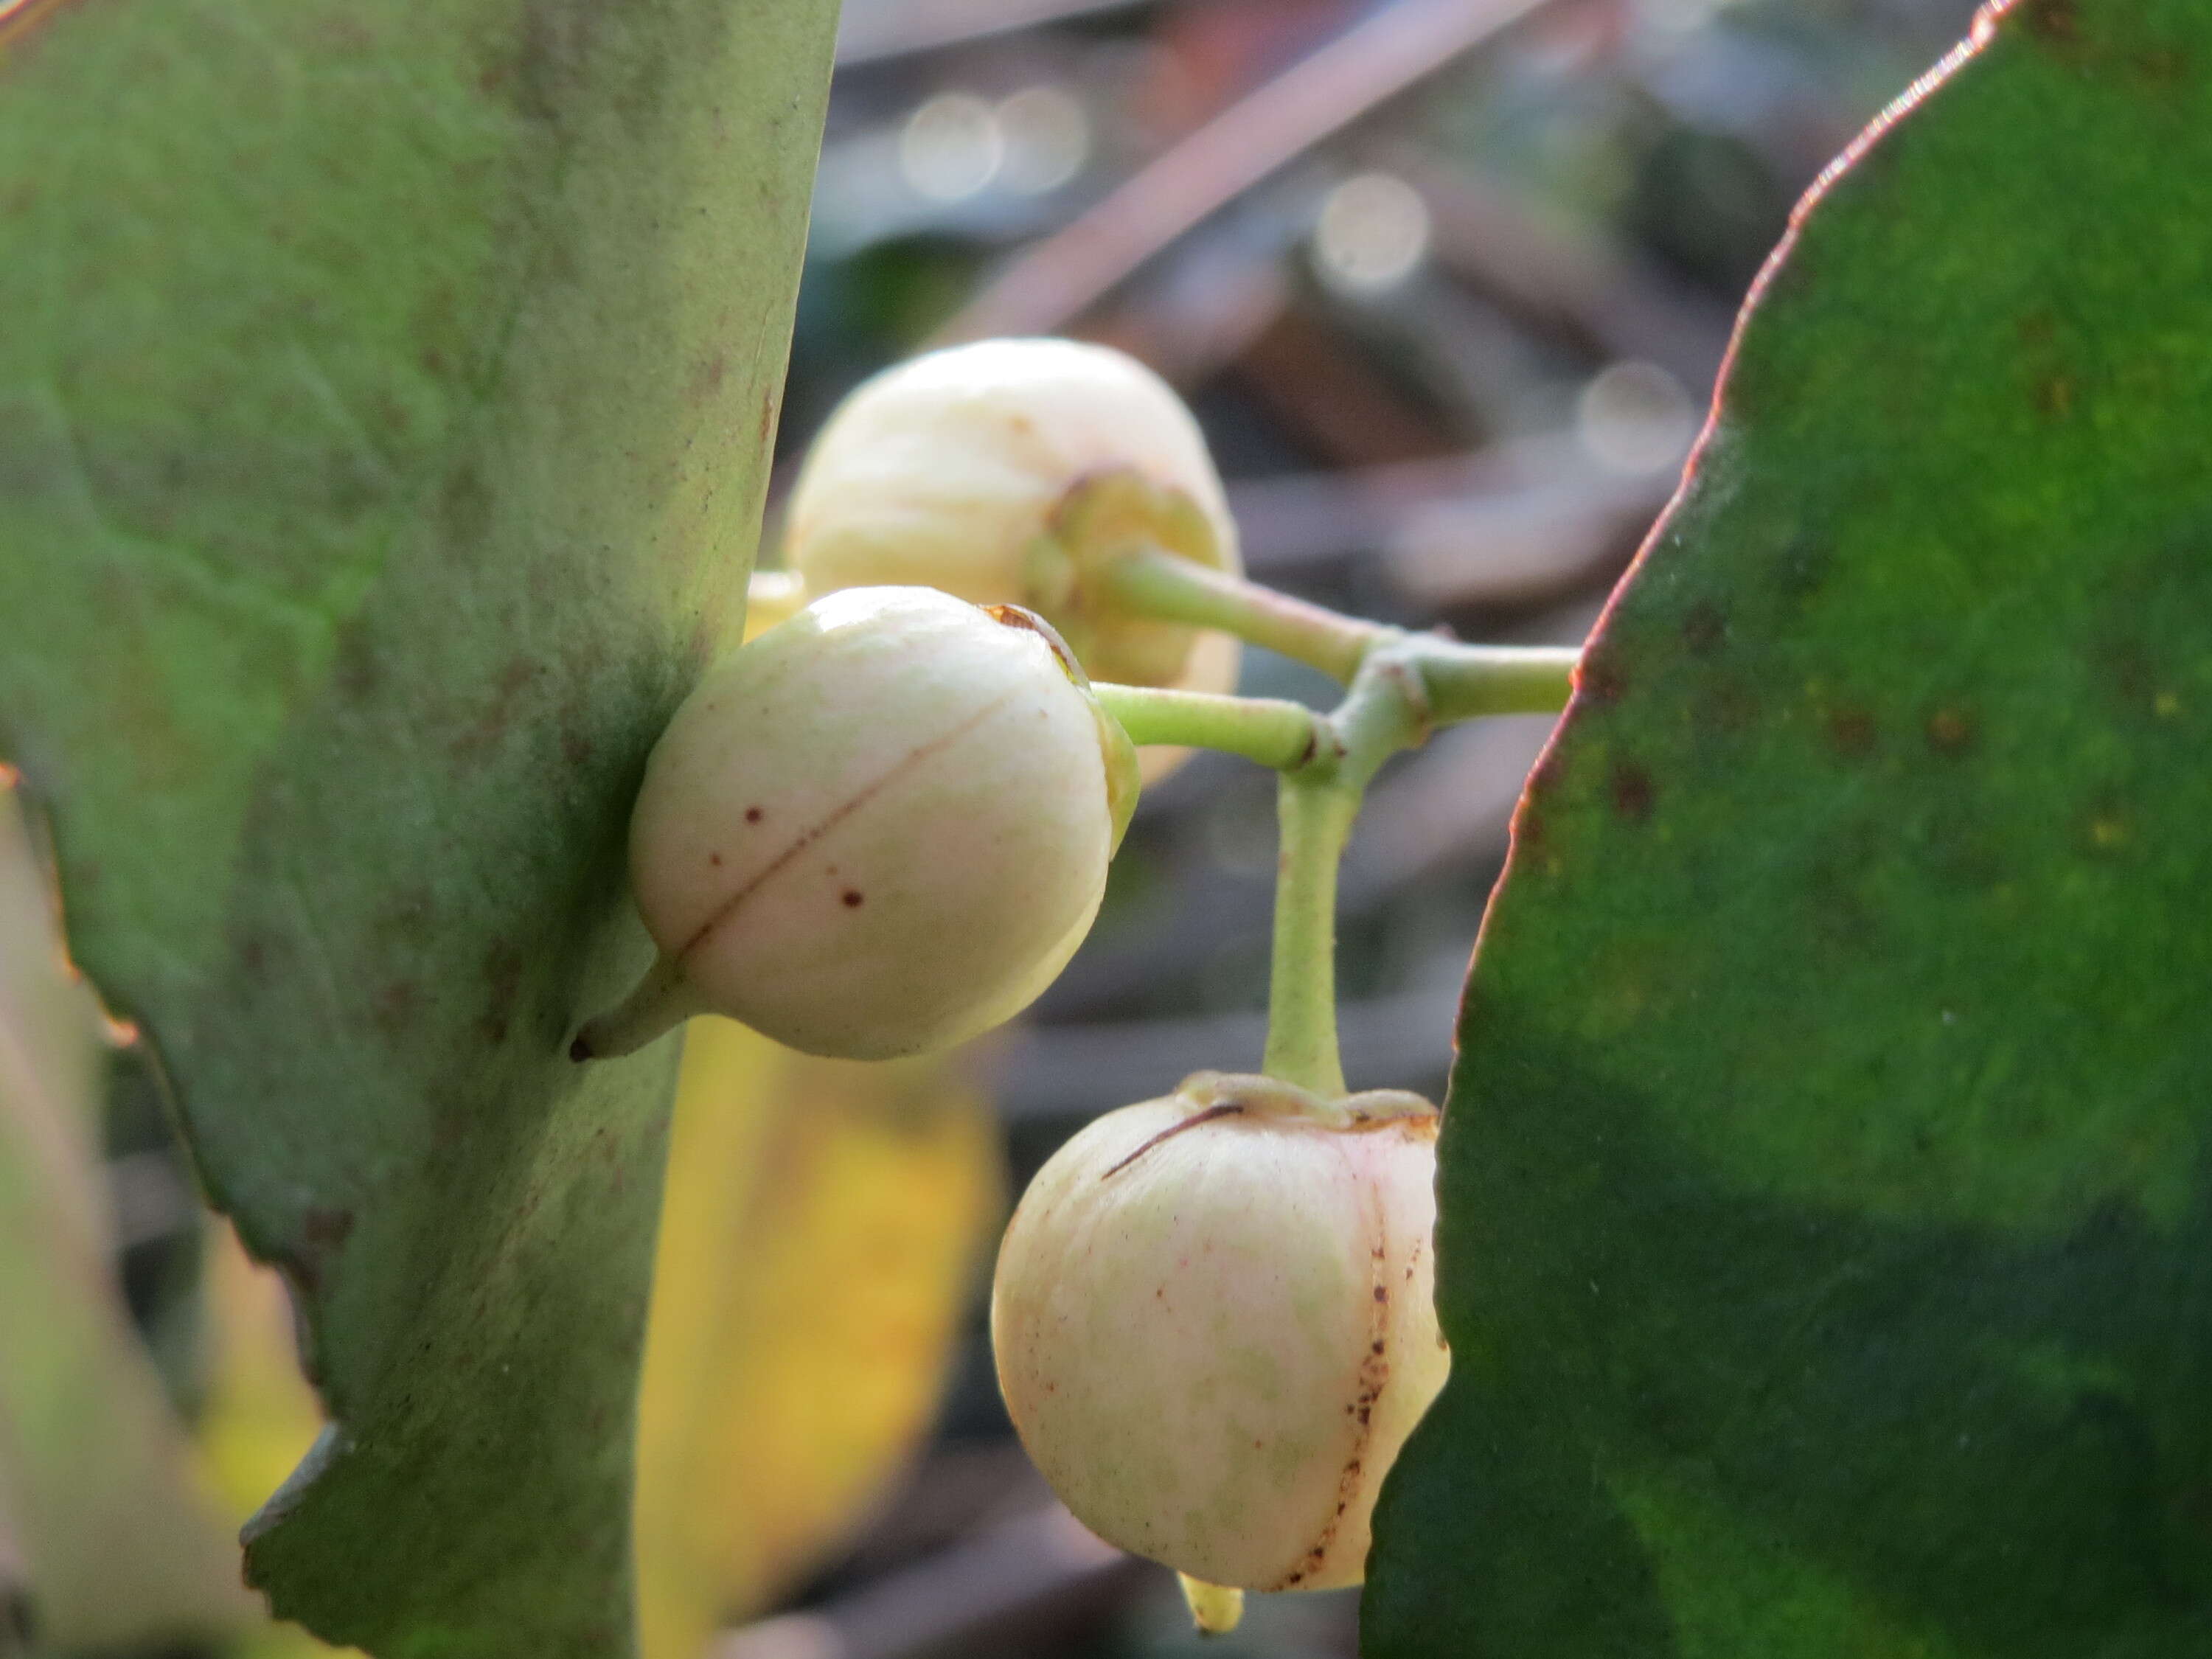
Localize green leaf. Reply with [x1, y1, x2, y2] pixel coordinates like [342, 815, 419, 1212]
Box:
[0, 2, 838, 1652]
[1368, 1, 2212, 1653]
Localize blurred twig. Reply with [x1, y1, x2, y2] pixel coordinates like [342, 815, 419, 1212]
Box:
[1225, 434, 1669, 602]
[936, 0, 1568, 341]
[1382, 463, 1669, 607]
[1383, 147, 1736, 388]
[835, 0, 1160, 65]
[717, 1506, 1150, 1659]
[1225, 434, 1589, 571]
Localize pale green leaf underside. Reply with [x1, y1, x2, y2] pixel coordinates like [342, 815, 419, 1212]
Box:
[0, 2, 839, 1652]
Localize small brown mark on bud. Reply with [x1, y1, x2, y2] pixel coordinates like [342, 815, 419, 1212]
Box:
[842, 889, 864, 908]
[745, 806, 763, 824]
[1099, 1102, 1246, 1180]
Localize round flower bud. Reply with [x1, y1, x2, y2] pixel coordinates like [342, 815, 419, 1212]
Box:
[991, 1073, 1448, 1593]
[782, 338, 1242, 704]
[575, 586, 1138, 1063]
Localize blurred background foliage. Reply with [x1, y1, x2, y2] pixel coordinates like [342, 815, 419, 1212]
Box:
[2, 0, 1981, 1653]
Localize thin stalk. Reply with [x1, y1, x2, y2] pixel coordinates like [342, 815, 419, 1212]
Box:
[1419, 642, 1579, 722]
[1090, 682, 1324, 771]
[1178, 1576, 1244, 1636]
[1262, 773, 1359, 1098]
[1099, 544, 1385, 683]
[570, 953, 710, 1062]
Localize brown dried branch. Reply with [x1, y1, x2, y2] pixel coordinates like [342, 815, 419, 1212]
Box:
[935, 0, 1569, 343]
[835, 0, 1159, 66]
[717, 1505, 1152, 1659]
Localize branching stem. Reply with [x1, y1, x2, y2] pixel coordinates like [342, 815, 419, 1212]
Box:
[1092, 571, 1573, 1095]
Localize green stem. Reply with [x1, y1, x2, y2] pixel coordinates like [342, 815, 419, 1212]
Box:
[570, 952, 710, 1062]
[1099, 544, 1385, 683]
[1091, 555, 1580, 1099]
[1090, 682, 1325, 771]
[1419, 644, 1579, 722]
[1100, 543, 1582, 724]
[1263, 773, 1358, 1097]
[1255, 644, 1477, 1098]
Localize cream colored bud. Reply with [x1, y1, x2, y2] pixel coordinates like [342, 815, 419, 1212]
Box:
[991, 1074, 1448, 1594]
[577, 587, 1135, 1062]
[783, 338, 1242, 708]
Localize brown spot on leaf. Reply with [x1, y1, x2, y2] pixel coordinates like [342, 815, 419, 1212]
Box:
[1927, 707, 1977, 755]
[1681, 602, 1726, 656]
[452, 658, 539, 765]
[2034, 374, 2075, 420]
[2133, 46, 2188, 88]
[372, 979, 418, 1037]
[333, 628, 383, 702]
[2022, 0, 2077, 45]
[440, 462, 494, 546]
[1826, 709, 1877, 760]
[291, 1206, 356, 1295]
[1579, 653, 1627, 706]
[481, 942, 524, 1047]
[1610, 763, 1655, 825]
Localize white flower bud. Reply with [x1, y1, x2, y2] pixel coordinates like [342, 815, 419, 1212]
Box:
[992, 1074, 1448, 1593]
[578, 587, 1136, 1062]
[783, 338, 1242, 701]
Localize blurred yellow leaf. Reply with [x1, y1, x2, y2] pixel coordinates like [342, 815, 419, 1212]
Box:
[192, 1195, 367, 1659]
[197, 1223, 327, 1537]
[635, 1017, 1004, 1659]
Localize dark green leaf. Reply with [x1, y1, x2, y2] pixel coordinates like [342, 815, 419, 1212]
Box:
[0, 3, 838, 1652]
[1369, 1, 2212, 1652]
